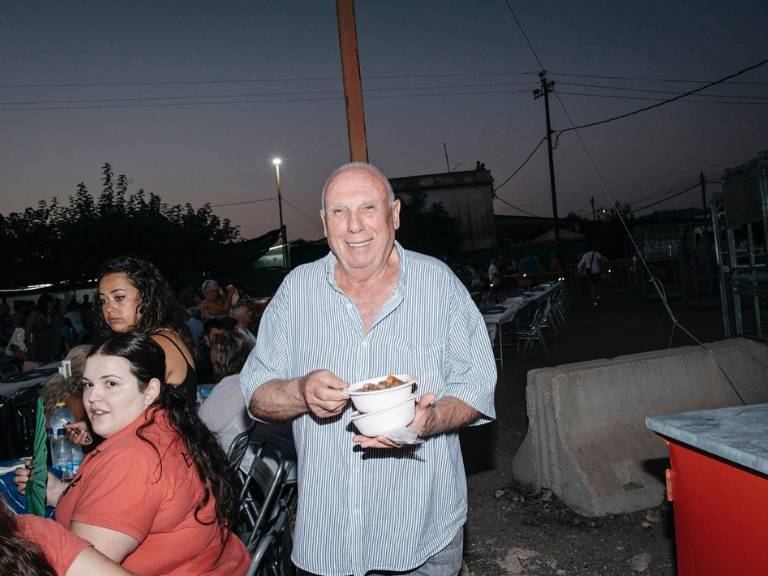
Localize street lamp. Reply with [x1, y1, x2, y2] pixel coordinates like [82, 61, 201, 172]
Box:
[272, 158, 289, 272]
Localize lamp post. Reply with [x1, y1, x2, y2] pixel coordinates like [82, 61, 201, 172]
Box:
[272, 158, 289, 272]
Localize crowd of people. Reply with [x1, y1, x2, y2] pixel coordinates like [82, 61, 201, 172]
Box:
[1, 161, 499, 576]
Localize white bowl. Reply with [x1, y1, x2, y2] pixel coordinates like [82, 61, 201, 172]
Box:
[351, 396, 416, 437]
[348, 374, 416, 413]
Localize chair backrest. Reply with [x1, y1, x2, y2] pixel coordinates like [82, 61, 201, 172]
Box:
[238, 443, 294, 553]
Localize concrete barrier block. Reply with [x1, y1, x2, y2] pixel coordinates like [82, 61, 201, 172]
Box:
[511, 338, 768, 516]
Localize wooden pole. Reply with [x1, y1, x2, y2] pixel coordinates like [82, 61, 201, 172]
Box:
[336, 0, 368, 163]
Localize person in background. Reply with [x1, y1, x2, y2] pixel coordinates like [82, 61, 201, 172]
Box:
[25, 294, 64, 364]
[2, 501, 134, 576]
[578, 243, 605, 306]
[200, 328, 295, 475]
[230, 303, 257, 346]
[196, 316, 235, 385]
[15, 332, 249, 575]
[96, 256, 198, 405]
[200, 279, 238, 320]
[241, 162, 496, 576]
[41, 345, 93, 445]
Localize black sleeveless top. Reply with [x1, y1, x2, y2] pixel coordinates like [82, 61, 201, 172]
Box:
[153, 332, 198, 406]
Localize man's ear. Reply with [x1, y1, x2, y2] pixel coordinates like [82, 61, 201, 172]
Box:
[320, 210, 328, 238]
[392, 198, 401, 231]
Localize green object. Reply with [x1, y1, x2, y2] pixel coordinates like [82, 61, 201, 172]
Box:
[28, 396, 47, 516]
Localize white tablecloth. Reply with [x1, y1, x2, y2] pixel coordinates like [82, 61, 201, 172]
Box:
[483, 282, 560, 344]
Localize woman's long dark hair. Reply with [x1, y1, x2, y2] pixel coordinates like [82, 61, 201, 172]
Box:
[96, 256, 196, 356]
[0, 505, 56, 576]
[87, 332, 236, 533]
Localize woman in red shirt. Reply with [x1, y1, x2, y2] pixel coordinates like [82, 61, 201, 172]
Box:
[16, 332, 249, 575]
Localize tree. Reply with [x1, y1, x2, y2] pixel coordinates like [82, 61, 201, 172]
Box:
[396, 191, 462, 261]
[1, 163, 241, 288]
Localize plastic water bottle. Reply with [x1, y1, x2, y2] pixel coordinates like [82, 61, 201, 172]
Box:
[48, 403, 83, 479]
[49, 428, 72, 479]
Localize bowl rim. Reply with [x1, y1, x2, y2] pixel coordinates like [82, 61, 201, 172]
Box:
[350, 395, 416, 420]
[348, 374, 416, 396]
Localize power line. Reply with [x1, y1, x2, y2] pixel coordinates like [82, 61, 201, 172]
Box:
[632, 182, 701, 212]
[558, 91, 768, 106]
[549, 71, 768, 86]
[493, 194, 543, 217]
[281, 196, 325, 231]
[557, 81, 768, 100]
[493, 136, 547, 192]
[0, 87, 537, 113]
[556, 57, 768, 135]
[0, 71, 539, 90]
[209, 197, 274, 208]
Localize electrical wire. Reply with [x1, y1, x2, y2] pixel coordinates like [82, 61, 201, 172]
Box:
[549, 71, 768, 86]
[505, 1, 747, 404]
[493, 194, 543, 217]
[493, 136, 547, 192]
[632, 183, 701, 212]
[558, 91, 768, 106]
[557, 81, 768, 100]
[209, 197, 274, 208]
[280, 196, 325, 231]
[555, 57, 768, 135]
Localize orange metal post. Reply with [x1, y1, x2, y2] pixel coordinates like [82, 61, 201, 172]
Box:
[335, 0, 369, 163]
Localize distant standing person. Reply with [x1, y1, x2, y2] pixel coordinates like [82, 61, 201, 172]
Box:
[578, 243, 605, 306]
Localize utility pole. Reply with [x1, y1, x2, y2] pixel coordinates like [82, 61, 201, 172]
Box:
[534, 71, 561, 260]
[442, 142, 451, 172]
[590, 196, 596, 221]
[336, 0, 368, 162]
[700, 171, 707, 214]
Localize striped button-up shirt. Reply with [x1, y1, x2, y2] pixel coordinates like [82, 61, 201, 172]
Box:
[241, 242, 497, 576]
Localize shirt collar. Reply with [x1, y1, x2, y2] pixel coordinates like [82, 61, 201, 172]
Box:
[323, 240, 408, 290]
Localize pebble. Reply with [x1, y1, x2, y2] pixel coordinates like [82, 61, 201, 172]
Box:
[494, 489, 506, 499]
[630, 552, 652, 572]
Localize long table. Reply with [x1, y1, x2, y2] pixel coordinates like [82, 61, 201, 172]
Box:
[482, 281, 560, 367]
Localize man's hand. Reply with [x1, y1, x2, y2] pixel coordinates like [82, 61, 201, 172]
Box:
[352, 393, 436, 449]
[300, 369, 350, 418]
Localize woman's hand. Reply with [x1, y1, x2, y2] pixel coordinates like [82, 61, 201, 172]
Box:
[14, 460, 67, 506]
[65, 421, 94, 446]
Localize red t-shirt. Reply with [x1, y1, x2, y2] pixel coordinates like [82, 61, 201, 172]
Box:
[55, 408, 249, 575]
[16, 513, 90, 575]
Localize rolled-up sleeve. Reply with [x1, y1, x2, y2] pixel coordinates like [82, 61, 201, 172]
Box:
[240, 280, 289, 416]
[441, 277, 497, 424]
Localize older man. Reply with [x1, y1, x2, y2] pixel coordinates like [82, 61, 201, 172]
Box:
[241, 162, 496, 576]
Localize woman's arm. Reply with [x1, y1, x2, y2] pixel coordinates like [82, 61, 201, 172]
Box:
[66, 546, 136, 576]
[69, 522, 140, 564]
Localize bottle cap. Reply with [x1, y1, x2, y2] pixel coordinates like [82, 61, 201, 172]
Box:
[55, 402, 66, 408]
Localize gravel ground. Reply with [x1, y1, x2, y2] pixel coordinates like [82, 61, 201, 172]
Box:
[459, 287, 724, 575]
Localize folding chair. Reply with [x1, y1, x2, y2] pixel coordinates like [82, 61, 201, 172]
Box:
[515, 304, 549, 356]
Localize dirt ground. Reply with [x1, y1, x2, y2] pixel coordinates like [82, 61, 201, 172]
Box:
[460, 287, 724, 576]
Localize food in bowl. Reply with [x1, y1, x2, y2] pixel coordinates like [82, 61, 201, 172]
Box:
[349, 374, 416, 413]
[351, 396, 416, 437]
[358, 374, 407, 392]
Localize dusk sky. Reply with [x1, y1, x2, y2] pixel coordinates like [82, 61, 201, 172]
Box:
[2, 1, 767, 242]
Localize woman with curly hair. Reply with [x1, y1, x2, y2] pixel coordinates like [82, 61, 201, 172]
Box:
[15, 332, 249, 574]
[95, 256, 198, 406]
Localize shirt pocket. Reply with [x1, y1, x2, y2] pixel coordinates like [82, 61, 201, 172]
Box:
[378, 338, 444, 397]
